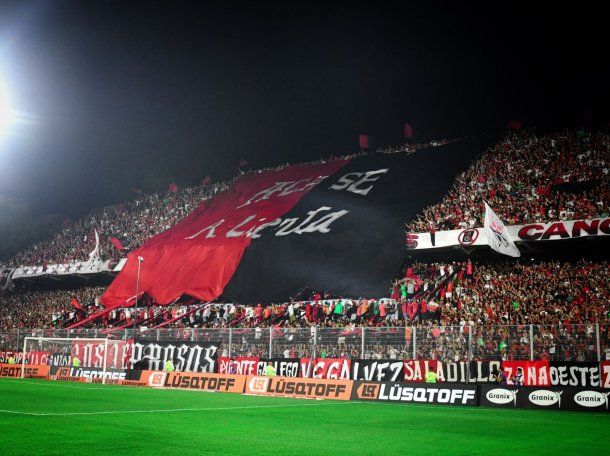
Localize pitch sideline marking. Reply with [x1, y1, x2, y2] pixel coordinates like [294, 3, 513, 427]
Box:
[0, 401, 352, 417]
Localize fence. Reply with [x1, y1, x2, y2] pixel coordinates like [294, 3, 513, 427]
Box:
[1, 324, 608, 362]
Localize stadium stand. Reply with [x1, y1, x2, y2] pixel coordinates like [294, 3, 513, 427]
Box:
[0, 131, 608, 364]
[408, 131, 609, 232]
[0, 184, 229, 268]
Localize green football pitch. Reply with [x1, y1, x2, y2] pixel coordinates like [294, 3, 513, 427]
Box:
[1, 378, 608, 455]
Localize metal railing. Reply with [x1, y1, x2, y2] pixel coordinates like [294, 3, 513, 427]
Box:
[0, 324, 608, 362]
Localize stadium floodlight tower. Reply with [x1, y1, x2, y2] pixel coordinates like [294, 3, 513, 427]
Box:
[21, 336, 111, 384]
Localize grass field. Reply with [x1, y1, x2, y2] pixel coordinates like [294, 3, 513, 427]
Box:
[1, 378, 609, 455]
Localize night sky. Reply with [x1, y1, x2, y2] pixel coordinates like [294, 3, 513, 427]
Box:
[0, 1, 607, 223]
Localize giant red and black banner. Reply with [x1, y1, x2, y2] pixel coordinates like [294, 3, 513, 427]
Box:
[102, 139, 486, 306]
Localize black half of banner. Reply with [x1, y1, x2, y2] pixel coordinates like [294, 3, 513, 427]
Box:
[224, 137, 490, 302]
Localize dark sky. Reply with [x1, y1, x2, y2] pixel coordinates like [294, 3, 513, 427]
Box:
[0, 0, 608, 219]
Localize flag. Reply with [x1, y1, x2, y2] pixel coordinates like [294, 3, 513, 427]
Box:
[358, 134, 369, 149]
[507, 119, 522, 130]
[202, 175, 211, 185]
[404, 122, 414, 139]
[168, 182, 178, 193]
[72, 298, 84, 311]
[484, 202, 521, 257]
[101, 137, 489, 307]
[109, 237, 125, 251]
[87, 229, 100, 263]
[239, 158, 248, 167]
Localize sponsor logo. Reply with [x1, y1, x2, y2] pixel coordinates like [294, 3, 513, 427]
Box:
[458, 228, 479, 246]
[267, 378, 348, 398]
[356, 383, 380, 400]
[248, 377, 270, 394]
[163, 373, 239, 392]
[121, 380, 147, 387]
[56, 368, 85, 382]
[246, 376, 351, 400]
[573, 391, 610, 409]
[0, 365, 47, 378]
[54, 367, 126, 381]
[528, 390, 562, 407]
[148, 372, 167, 387]
[67, 368, 127, 380]
[486, 388, 518, 405]
[375, 384, 476, 405]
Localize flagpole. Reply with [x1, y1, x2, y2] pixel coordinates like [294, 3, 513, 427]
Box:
[135, 256, 144, 331]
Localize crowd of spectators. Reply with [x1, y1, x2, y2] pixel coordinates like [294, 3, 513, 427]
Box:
[376, 138, 451, 154]
[408, 131, 609, 232]
[2, 258, 608, 331]
[0, 286, 105, 330]
[1, 258, 608, 362]
[0, 184, 229, 269]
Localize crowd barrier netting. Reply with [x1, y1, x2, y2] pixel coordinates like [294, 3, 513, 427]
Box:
[1, 324, 608, 363]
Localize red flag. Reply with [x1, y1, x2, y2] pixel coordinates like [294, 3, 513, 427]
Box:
[358, 134, 369, 149]
[109, 237, 125, 251]
[407, 301, 419, 319]
[239, 158, 248, 167]
[404, 123, 414, 139]
[507, 119, 522, 130]
[72, 298, 84, 311]
[168, 182, 178, 193]
[202, 175, 211, 185]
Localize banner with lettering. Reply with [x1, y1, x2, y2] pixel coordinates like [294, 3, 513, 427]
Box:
[102, 138, 485, 306]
